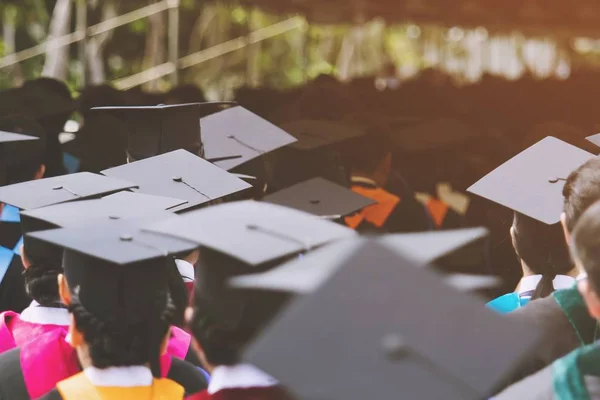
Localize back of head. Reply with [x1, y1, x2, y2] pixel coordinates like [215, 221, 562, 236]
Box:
[571, 201, 600, 293]
[165, 85, 205, 105]
[0, 116, 47, 184]
[512, 212, 572, 299]
[78, 85, 127, 118]
[563, 158, 600, 233]
[22, 78, 73, 134]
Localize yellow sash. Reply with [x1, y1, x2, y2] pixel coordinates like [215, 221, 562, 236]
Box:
[57, 372, 184, 400]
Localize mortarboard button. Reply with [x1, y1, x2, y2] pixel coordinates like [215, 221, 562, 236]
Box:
[381, 334, 407, 360]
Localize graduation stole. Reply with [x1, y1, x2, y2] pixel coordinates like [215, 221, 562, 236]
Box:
[553, 286, 599, 346]
[553, 342, 600, 400]
[345, 185, 400, 229]
[57, 372, 184, 400]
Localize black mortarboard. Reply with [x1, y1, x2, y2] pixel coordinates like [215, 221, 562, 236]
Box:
[0, 130, 39, 186]
[0, 172, 137, 211]
[231, 228, 488, 294]
[201, 105, 297, 171]
[101, 150, 251, 212]
[263, 177, 375, 218]
[243, 242, 541, 400]
[386, 118, 478, 152]
[26, 217, 197, 324]
[144, 200, 357, 266]
[586, 132, 600, 148]
[281, 120, 366, 151]
[467, 136, 594, 225]
[90, 103, 203, 161]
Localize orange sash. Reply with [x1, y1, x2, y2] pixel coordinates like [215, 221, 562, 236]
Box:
[57, 372, 184, 400]
[345, 186, 400, 229]
[427, 198, 449, 229]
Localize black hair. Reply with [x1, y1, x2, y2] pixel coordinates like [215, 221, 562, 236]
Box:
[69, 290, 175, 375]
[571, 201, 600, 294]
[166, 257, 189, 328]
[22, 254, 62, 307]
[0, 116, 46, 184]
[512, 212, 572, 300]
[563, 158, 600, 233]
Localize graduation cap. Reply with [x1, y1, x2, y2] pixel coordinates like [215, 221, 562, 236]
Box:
[0, 130, 40, 178]
[467, 136, 594, 225]
[201, 105, 297, 171]
[387, 118, 478, 152]
[143, 200, 357, 266]
[586, 132, 600, 148]
[243, 241, 541, 400]
[101, 150, 252, 213]
[263, 177, 375, 218]
[26, 216, 197, 325]
[19, 191, 184, 235]
[281, 120, 366, 151]
[90, 102, 235, 161]
[0, 119, 46, 185]
[230, 227, 488, 294]
[0, 172, 137, 211]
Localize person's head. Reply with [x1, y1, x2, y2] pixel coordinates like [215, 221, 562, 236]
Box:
[57, 254, 175, 373]
[0, 117, 46, 184]
[187, 248, 286, 371]
[22, 78, 73, 135]
[344, 131, 393, 187]
[561, 158, 600, 242]
[569, 201, 600, 320]
[510, 212, 573, 299]
[164, 85, 205, 105]
[20, 244, 63, 307]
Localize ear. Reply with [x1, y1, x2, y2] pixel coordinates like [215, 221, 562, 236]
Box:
[160, 326, 171, 356]
[20, 245, 31, 269]
[509, 226, 517, 250]
[58, 274, 72, 306]
[69, 313, 85, 347]
[34, 164, 46, 180]
[579, 279, 600, 320]
[561, 212, 572, 246]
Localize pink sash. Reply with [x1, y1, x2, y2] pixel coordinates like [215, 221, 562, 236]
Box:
[0, 311, 17, 354]
[167, 326, 191, 360]
[21, 328, 79, 399]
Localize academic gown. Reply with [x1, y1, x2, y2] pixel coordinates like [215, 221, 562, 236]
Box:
[496, 285, 598, 389]
[0, 327, 208, 399]
[495, 342, 600, 400]
[487, 275, 576, 314]
[40, 366, 184, 400]
[0, 301, 70, 354]
[188, 364, 290, 400]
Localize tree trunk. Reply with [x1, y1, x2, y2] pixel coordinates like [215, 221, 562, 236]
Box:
[42, 0, 73, 80]
[143, 1, 167, 91]
[86, 0, 118, 85]
[3, 5, 24, 86]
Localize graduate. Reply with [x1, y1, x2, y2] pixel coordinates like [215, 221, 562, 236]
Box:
[495, 200, 600, 399]
[496, 155, 600, 388]
[0, 218, 208, 399]
[467, 137, 590, 313]
[342, 128, 431, 233]
[239, 239, 540, 400]
[0, 126, 47, 313]
[143, 200, 357, 399]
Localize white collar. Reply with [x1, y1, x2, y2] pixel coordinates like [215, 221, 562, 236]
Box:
[19, 301, 70, 326]
[578, 272, 588, 281]
[84, 366, 153, 387]
[208, 364, 278, 394]
[175, 259, 195, 283]
[518, 275, 575, 296]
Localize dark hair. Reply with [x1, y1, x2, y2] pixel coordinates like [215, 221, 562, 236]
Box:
[512, 212, 572, 299]
[344, 128, 392, 175]
[563, 158, 600, 233]
[570, 201, 600, 294]
[69, 290, 174, 374]
[22, 256, 62, 307]
[166, 258, 188, 328]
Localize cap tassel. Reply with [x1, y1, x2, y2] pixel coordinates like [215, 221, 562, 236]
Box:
[172, 176, 211, 200]
[246, 224, 312, 252]
[52, 185, 80, 198]
[226, 134, 265, 155]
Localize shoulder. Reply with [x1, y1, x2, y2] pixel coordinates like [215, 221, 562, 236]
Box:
[38, 389, 63, 400]
[0, 348, 28, 400]
[168, 357, 209, 395]
[494, 364, 555, 400]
